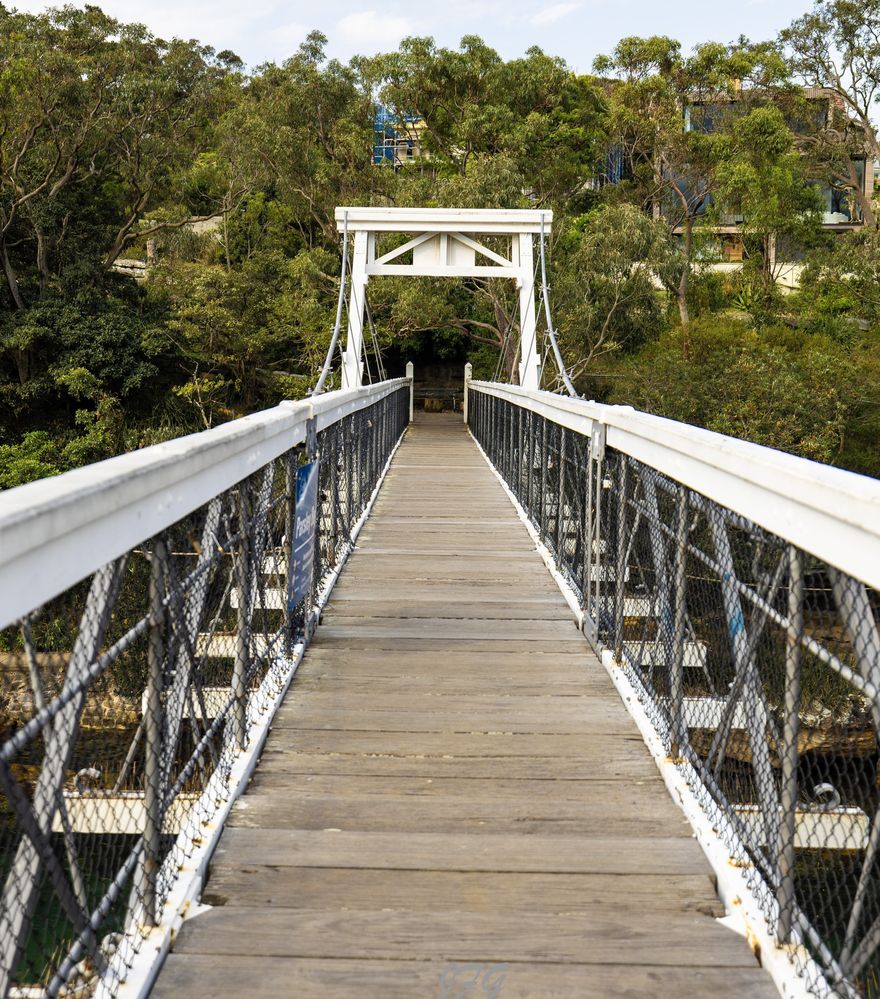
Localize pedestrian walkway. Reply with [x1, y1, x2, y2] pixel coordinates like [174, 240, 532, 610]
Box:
[153, 413, 775, 998]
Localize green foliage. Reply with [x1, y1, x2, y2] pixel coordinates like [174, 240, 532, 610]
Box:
[2, 5, 880, 492]
[715, 105, 824, 288]
[553, 204, 671, 381]
[0, 432, 63, 488]
[604, 317, 874, 467]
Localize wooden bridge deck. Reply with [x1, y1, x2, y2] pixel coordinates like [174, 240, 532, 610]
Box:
[154, 413, 776, 998]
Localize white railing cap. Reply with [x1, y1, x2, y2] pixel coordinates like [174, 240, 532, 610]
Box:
[334, 207, 553, 234]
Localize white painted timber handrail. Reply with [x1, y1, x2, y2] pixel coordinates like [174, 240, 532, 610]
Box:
[470, 380, 880, 592]
[334, 206, 553, 234]
[0, 378, 408, 630]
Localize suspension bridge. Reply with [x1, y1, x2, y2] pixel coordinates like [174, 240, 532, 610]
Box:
[1, 209, 880, 998]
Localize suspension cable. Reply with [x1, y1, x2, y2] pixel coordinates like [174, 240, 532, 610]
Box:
[364, 294, 387, 382]
[311, 210, 349, 396]
[539, 213, 578, 398]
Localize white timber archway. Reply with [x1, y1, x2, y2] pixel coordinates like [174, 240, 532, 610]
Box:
[334, 207, 552, 390]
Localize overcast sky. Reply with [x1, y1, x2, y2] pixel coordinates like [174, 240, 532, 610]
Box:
[10, 0, 812, 72]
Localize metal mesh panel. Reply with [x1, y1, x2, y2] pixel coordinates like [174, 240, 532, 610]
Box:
[470, 385, 880, 998]
[0, 386, 409, 997]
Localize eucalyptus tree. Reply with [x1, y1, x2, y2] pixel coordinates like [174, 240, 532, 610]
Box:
[0, 3, 237, 476]
[552, 203, 674, 384]
[357, 37, 606, 380]
[593, 37, 790, 353]
[0, 3, 234, 309]
[782, 0, 880, 227]
[714, 104, 824, 295]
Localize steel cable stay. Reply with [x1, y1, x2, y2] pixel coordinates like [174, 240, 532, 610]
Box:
[364, 294, 387, 383]
[346, 271, 374, 385]
[539, 212, 578, 397]
[311, 210, 349, 396]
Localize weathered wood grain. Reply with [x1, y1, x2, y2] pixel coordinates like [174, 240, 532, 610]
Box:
[202, 867, 723, 915]
[210, 828, 712, 875]
[154, 955, 778, 999]
[169, 906, 762, 967]
[253, 749, 658, 780]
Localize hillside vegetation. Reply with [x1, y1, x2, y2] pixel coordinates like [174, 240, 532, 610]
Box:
[3, 1, 880, 483]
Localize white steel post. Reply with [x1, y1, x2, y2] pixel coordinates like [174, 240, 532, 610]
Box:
[517, 233, 540, 389]
[341, 230, 369, 389]
[463, 362, 472, 423]
[406, 361, 414, 422]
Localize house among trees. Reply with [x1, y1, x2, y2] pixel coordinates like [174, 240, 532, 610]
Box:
[683, 85, 874, 274]
[373, 106, 425, 166]
[594, 74, 876, 284]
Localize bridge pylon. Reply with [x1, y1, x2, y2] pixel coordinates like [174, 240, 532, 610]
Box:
[334, 207, 552, 389]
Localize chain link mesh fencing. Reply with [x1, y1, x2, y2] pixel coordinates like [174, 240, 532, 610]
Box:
[470, 385, 880, 999]
[0, 385, 409, 998]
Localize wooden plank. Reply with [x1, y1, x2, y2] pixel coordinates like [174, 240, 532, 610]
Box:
[312, 620, 583, 641]
[258, 729, 651, 759]
[307, 637, 587, 653]
[169, 907, 761, 968]
[275, 691, 626, 717]
[322, 599, 573, 619]
[252, 749, 659, 780]
[227, 791, 691, 836]
[329, 583, 564, 600]
[271, 706, 636, 736]
[241, 774, 661, 800]
[295, 649, 591, 671]
[290, 675, 601, 696]
[201, 867, 723, 915]
[154, 955, 779, 999]
[211, 829, 710, 875]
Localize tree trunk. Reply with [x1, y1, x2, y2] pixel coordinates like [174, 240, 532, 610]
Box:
[677, 218, 692, 362]
[845, 159, 876, 229]
[12, 348, 29, 386]
[503, 326, 519, 384]
[1, 239, 25, 311]
[35, 226, 50, 297]
[762, 234, 775, 295]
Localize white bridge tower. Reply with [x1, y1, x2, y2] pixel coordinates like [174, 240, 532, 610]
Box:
[334, 207, 551, 390]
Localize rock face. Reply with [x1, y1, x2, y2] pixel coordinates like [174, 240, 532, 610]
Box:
[0, 651, 139, 733]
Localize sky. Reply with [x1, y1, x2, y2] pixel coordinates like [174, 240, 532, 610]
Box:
[9, 0, 813, 72]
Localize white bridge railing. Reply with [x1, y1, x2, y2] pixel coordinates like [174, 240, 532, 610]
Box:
[0, 377, 411, 998]
[467, 377, 880, 999]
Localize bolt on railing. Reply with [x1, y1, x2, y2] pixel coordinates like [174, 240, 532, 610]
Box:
[0, 379, 410, 998]
[468, 378, 880, 999]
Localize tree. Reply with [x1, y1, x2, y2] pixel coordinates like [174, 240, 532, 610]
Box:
[0, 3, 239, 457]
[151, 247, 338, 424]
[594, 38, 791, 352]
[367, 38, 603, 203]
[552, 203, 672, 383]
[0, 5, 234, 307]
[714, 105, 824, 295]
[218, 31, 379, 250]
[782, 0, 880, 227]
[357, 38, 605, 379]
[605, 318, 861, 467]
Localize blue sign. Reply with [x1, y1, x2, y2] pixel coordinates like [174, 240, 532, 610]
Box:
[289, 460, 320, 610]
